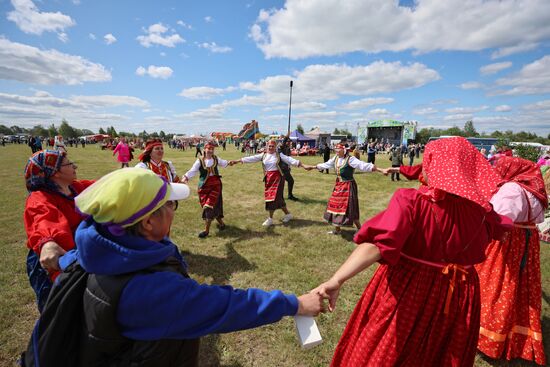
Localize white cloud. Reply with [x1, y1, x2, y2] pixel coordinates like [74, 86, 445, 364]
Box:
[7, 0, 75, 36]
[445, 106, 488, 114]
[493, 55, 550, 95]
[178, 86, 236, 99]
[460, 81, 484, 90]
[521, 99, 550, 111]
[339, 97, 394, 110]
[0, 37, 111, 85]
[198, 42, 232, 53]
[89, 33, 96, 40]
[494, 105, 512, 112]
[137, 23, 185, 48]
[480, 61, 512, 75]
[412, 107, 438, 115]
[57, 32, 68, 43]
[135, 65, 173, 79]
[238, 61, 439, 103]
[204, 16, 213, 23]
[251, 0, 550, 59]
[443, 113, 473, 122]
[104, 33, 117, 45]
[71, 95, 149, 108]
[176, 20, 193, 29]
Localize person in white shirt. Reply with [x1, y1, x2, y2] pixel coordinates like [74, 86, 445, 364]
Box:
[303, 143, 384, 234]
[183, 141, 228, 238]
[229, 139, 306, 227]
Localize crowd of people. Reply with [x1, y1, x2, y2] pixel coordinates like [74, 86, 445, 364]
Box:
[19, 135, 549, 366]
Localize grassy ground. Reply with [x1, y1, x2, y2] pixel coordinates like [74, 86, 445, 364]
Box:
[0, 143, 548, 366]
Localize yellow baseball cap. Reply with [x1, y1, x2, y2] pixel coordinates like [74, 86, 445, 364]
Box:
[76, 168, 189, 235]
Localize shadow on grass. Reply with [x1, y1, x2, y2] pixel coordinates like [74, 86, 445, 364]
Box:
[340, 229, 358, 242]
[199, 334, 244, 367]
[181, 243, 256, 285]
[296, 196, 328, 205]
[284, 218, 327, 229]
[215, 224, 282, 241]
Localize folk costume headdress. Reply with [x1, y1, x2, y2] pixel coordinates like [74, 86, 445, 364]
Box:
[24, 149, 66, 192]
[422, 137, 501, 211]
[494, 156, 548, 209]
[138, 139, 163, 161]
[75, 168, 189, 236]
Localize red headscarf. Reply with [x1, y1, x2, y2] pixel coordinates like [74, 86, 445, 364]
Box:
[204, 140, 217, 148]
[494, 156, 548, 208]
[422, 137, 501, 211]
[138, 139, 163, 161]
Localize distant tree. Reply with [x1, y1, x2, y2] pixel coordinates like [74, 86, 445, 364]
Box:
[59, 119, 77, 138]
[31, 124, 49, 137]
[0, 124, 11, 135]
[296, 124, 304, 134]
[463, 120, 479, 137]
[514, 144, 541, 162]
[106, 126, 118, 138]
[98, 127, 107, 135]
[444, 126, 464, 137]
[150, 132, 159, 138]
[47, 123, 58, 137]
[139, 130, 148, 139]
[159, 130, 166, 139]
[80, 129, 94, 135]
[10, 125, 24, 134]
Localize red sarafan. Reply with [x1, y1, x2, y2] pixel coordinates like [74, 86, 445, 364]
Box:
[476, 156, 548, 366]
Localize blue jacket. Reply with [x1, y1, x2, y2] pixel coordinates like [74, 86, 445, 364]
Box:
[74, 219, 299, 340]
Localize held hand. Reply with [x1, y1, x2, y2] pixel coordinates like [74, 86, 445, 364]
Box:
[182, 176, 189, 184]
[311, 278, 341, 312]
[39, 241, 67, 272]
[297, 292, 325, 316]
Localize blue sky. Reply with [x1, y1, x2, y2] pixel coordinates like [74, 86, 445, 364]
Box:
[0, 0, 549, 136]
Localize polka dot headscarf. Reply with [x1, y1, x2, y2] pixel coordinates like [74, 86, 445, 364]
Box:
[423, 137, 501, 211]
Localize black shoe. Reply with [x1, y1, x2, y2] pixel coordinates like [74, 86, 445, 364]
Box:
[288, 195, 299, 201]
[198, 231, 209, 238]
[218, 223, 226, 230]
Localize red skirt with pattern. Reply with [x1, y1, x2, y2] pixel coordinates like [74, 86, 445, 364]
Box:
[198, 176, 223, 220]
[476, 227, 546, 365]
[331, 256, 480, 367]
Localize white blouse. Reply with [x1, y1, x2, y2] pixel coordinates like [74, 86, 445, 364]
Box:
[241, 153, 300, 171]
[184, 157, 229, 179]
[490, 182, 545, 224]
[317, 155, 374, 172]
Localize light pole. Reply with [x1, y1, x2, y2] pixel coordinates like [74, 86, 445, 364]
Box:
[287, 80, 293, 136]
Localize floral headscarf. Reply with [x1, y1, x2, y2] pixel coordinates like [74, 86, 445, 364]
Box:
[422, 137, 501, 211]
[24, 150, 66, 192]
[494, 156, 548, 209]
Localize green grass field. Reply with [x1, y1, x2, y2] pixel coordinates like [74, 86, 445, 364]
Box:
[0, 143, 548, 366]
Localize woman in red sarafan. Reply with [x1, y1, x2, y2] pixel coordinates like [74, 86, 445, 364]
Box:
[313, 137, 512, 367]
[476, 156, 548, 365]
[24, 149, 94, 310]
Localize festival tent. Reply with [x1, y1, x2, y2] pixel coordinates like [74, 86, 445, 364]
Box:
[305, 127, 330, 147]
[289, 130, 316, 147]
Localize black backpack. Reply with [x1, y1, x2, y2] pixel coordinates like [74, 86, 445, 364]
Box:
[20, 259, 184, 367]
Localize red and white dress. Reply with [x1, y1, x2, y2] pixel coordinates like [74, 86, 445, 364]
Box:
[331, 187, 510, 367]
[136, 160, 179, 182]
[241, 152, 300, 211]
[476, 181, 546, 365]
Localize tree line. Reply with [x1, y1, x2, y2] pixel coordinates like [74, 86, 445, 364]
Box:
[2, 119, 548, 145]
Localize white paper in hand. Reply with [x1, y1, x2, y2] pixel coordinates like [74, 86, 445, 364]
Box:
[294, 316, 322, 349]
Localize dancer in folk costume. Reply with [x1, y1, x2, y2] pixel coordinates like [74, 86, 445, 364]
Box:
[476, 157, 548, 365]
[136, 139, 180, 182]
[312, 137, 512, 367]
[182, 141, 228, 238]
[229, 139, 305, 227]
[303, 143, 384, 235]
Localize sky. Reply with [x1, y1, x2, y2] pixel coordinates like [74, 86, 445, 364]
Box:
[0, 0, 549, 136]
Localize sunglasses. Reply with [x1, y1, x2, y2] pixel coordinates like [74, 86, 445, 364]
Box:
[60, 161, 76, 167]
[164, 200, 179, 211]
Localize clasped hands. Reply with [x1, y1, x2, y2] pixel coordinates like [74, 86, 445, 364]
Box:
[296, 278, 342, 316]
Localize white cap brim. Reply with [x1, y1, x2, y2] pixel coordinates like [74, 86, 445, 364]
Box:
[169, 183, 190, 200]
